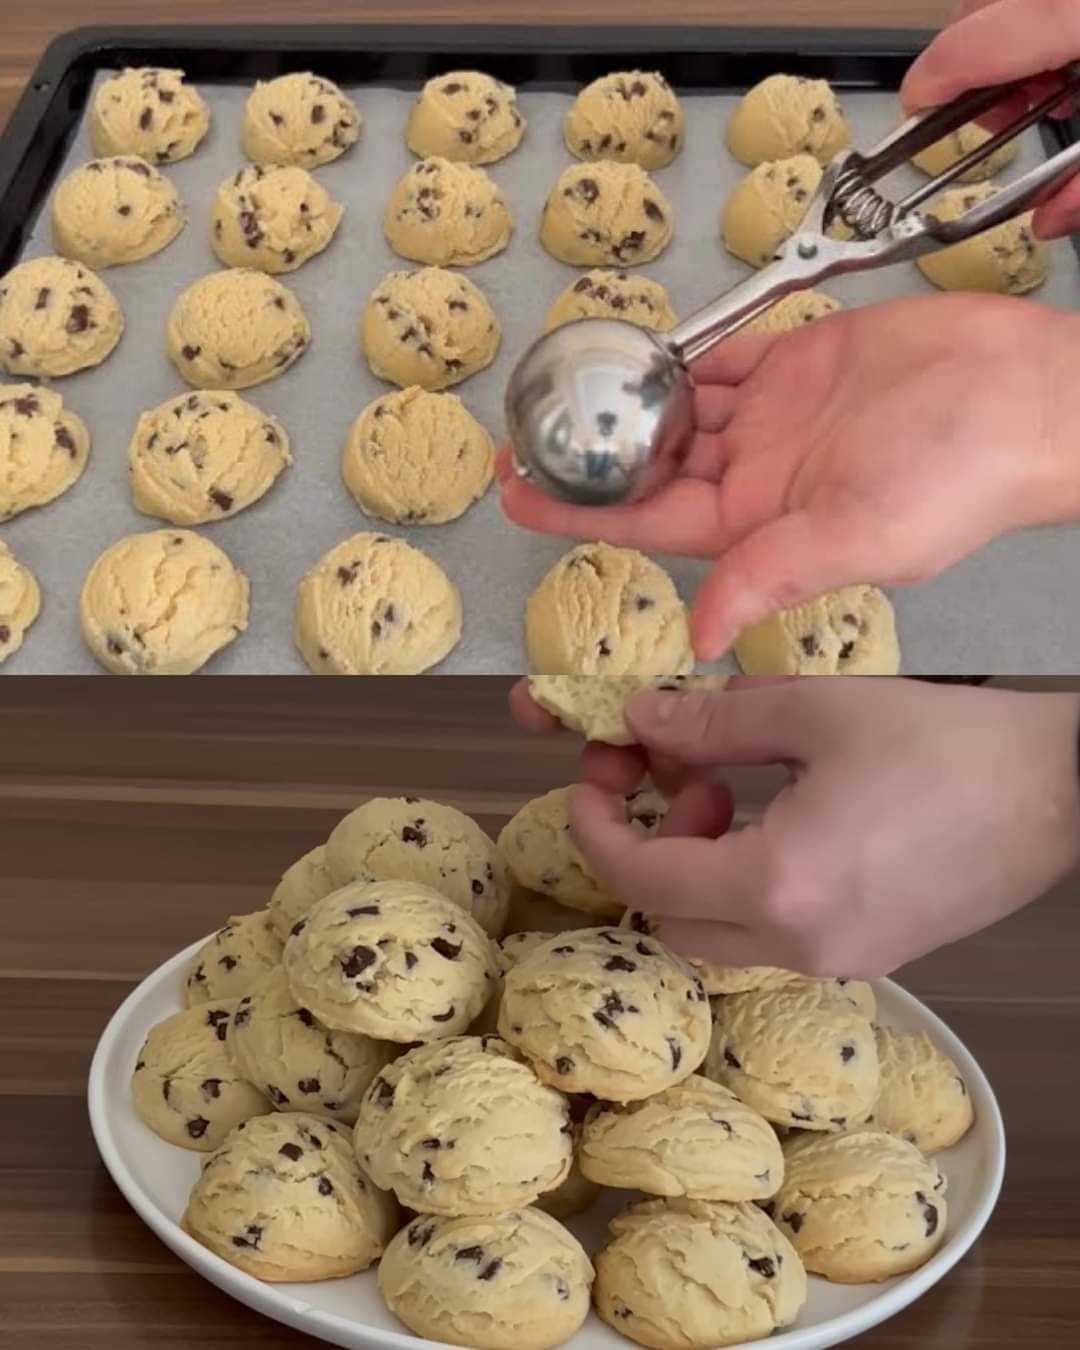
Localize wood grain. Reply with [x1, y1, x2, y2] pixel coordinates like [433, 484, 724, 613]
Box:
[0, 0, 953, 131]
[0, 676, 1078, 1348]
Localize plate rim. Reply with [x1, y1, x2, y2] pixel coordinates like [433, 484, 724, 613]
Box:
[88, 934, 1007, 1350]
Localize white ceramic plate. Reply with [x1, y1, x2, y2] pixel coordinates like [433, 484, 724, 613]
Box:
[89, 937, 1005, 1350]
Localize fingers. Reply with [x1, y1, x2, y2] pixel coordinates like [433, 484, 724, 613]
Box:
[659, 779, 735, 840]
[689, 330, 777, 387]
[569, 781, 768, 922]
[647, 916, 788, 971]
[688, 511, 867, 661]
[507, 678, 562, 733]
[625, 682, 813, 768]
[901, 0, 1080, 111]
[1033, 174, 1080, 240]
[580, 741, 648, 793]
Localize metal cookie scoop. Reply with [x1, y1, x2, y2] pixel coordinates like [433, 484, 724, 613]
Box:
[506, 66, 1080, 506]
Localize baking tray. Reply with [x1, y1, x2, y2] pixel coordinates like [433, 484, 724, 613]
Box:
[1, 24, 1079, 675]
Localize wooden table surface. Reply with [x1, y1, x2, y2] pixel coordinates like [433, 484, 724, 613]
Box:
[0, 0, 954, 130]
[1, 677, 1078, 1349]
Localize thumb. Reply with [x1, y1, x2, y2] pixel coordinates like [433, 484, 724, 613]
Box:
[624, 682, 814, 769]
[689, 511, 867, 661]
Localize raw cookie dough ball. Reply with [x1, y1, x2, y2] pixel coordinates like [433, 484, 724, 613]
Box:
[354, 1035, 572, 1214]
[295, 533, 463, 676]
[869, 1026, 974, 1153]
[183, 1112, 397, 1281]
[624, 910, 798, 998]
[227, 966, 398, 1124]
[722, 153, 822, 267]
[0, 541, 42, 665]
[90, 68, 210, 164]
[267, 844, 340, 942]
[527, 674, 728, 746]
[912, 119, 1018, 183]
[284, 878, 498, 1041]
[917, 183, 1048, 294]
[79, 529, 249, 676]
[580, 1075, 784, 1201]
[565, 71, 685, 171]
[735, 584, 901, 675]
[384, 158, 513, 266]
[132, 1002, 269, 1150]
[0, 383, 90, 521]
[342, 387, 493, 526]
[705, 978, 879, 1131]
[769, 1127, 947, 1282]
[526, 541, 693, 675]
[0, 256, 123, 378]
[497, 786, 666, 918]
[498, 926, 711, 1101]
[379, 1208, 593, 1350]
[326, 796, 508, 938]
[727, 74, 850, 167]
[129, 389, 291, 526]
[541, 161, 673, 267]
[594, 1197, 806, 1349]
[52, 156, 184, 269]
[746, 288, 840, 334]
[242, 73, 361, 168]
[184, 910, 285, 1007]
[167, 268, 310, 390]
[211, 164, 343, 273]
[361, 267, 499, 391]
[543, 269, 677, 334]
[407, 71, 525, 166]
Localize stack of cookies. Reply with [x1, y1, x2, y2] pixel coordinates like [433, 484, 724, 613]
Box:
[131, 785, 974, 1349]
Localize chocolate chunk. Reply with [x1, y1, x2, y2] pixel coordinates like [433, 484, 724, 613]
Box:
[576, 177, 600, 204]
[916, 1190, 939, 1236]
[470, 878, 484, 896]
[631, 79, 647, 96]
[642, 199, 664, 222]
[604, 955, 636, 973]
[781, 1210, 803, 1233]
[408, 1221, 434, 1248]
[337, 564, 359, 586]
[840, 1043, 856, 1062]
[267, 1084, 289, 1106]
[421, 1160, 436, 1184]
[479, 1258, 502, 1280]
[35, 287, 50, 310]
[799, 634, 820, 657]
[431, 1006, 455, 1023]
[372, 1076, 395, 1105]
[186, 1117, 210, 1139]
[402, 824, 428, 846]
[555, 1056, 574, 1074]
[838, 641, 856, 661]
[347, 905, 381, 917]
[290, 919, 308, 938]
[232, 1224, 263, 1249]
[218, 955, 237, 973]
[830, 1116, 847, 1127]
[404, 951, 418, 970]
[431, 937, 462, 960]
[8, 339, 24, 359]
[667, 1037, 682, 1070]
[270, 111, 285, 127]
[209, 488, 233, 512]
[456, 1244, 484, 1263]
[298, 1077, 321, 1094]
[442, 82, 464, 95]
[341, 945, 377, 978]
[447, 297, 469, 311]
[459, 129, 474, 144]
[596, 410, 617, 437]
[311, 103, 326, 124]
[66, 305, 91, 334]
[10, 395, 38, 416]
[597, 638, 612, 658]
[593, 991, 631, 1030]
[159, 88, 175, 104]
[280, 1142, 303, 1161]
[723, 1048, 741, 1070]
[747, 1255, 776, 1278]
[139, 107, 154, 130]
[118, 204, 132, 217]
[296, 1008, 316, 1027]
[317, 1176, 335, 1196]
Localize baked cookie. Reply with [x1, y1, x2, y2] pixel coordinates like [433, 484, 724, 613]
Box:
[211, 164, 343, 273]
[384, 158, 513, 266]
[527, 674, 728, 746]
[566, 71, 684, 170]
[90, 68, 210, 164]
[534, 1127, 603, 1221]
[167, 268, 310, 390]
[498, 927, 710, 1101]
[183, 1112, 396, 1281]
[52, 156, 184, 269]
[543, 269, 677, 334]
[378, 1208, 593, 1350]
[407, 71, 525, 165]
[132, 1002, 269, 1150]
[580, 1075, 783, 1201]
[342, 387, 493, 525]
[0, 256, 123, 378]
[829, 976, 877, 1021]
[128, 389, 291, 525]
[705, 978, 879, 1131]
[622, 911, 797, 997]
[184, 910, 285, 1006]
[0, 541, 42, 665]
[735, 584, 901, 676]
[526, 542, 693, 676]
[469, 930, 552, 1035]
[767, 1127, 947, 1282]
[354, 1035, 572, 1214]
[917, 183, 1048, 294]
[541, 161, 673, 267]
[869, 1026, 974, 1153]
[497, 785, 665, 918]
[911, 119, 1018, 184]
[746, 288, 841, 334]
[325, 795, 508, 937]
[284, 878, 497, 1041]
[361, 267, 499, 391]
[227, 966, 398, 1125]
[242, 73, 361, 168]
[722, 154, 822, 267]
[727, 74, 850, 167]
[594, 1198, 806, 1349]
[79, 529, 249, 675]
[267, 844, 340, 942]
[0, 383, 90, 520]
[504, 881, 598, 936]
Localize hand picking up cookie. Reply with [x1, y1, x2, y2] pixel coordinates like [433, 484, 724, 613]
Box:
[527, 675, 728, 745]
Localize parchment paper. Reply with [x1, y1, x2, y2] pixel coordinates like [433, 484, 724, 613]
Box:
[3, 75, 1079, 673]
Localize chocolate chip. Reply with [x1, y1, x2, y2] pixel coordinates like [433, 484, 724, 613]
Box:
[232, 1224, 263, 1249]
[279, 1142, 303, 1161]
[576, 177, 600, 204]
[840, 1043, 856, 1062]
[459, 129, 474, 144]
[66, 305, 90, 334]
[456, 1244, 484, 1263]
[402, 824, 428, 846]
[723, 1049, 741, 1070]
[830, 1116, 847, 1127]
[298, 1077, 321, 1094]
[667, 1037, 682, 1070]
[408, 1221, 434, 1248]
[290, 919, 308, 938]
[296, 1008, 316, 1027]
[421, 1161, 436, 1184]
[799, 634, 820, 657]
[209, 488, 233, 512]
[139, 107, 153, 130]
[269, 111, 285, 126]
[267, 1084, 289, 1106]
[372, 1076, 395, 1105]
[604, 955, 636, 973]
[916, 1190, 939, 1236]
[34, 287, 50, 310]
[8, 339, 24, 359]
[597, 638, 612, 658]
[431, 937, 462, 960]
[838, 641, 856, 661]
[596, 410, 617, 437]
[404, 951, 418, 970]
[555, 1056, 574, 1074]
[747, 1255, 776, 1278]
[442, 82, 463, 94]
[347, 905, 381, 917]
[431, 1006, 455, 1023]
[781, 1211, 803, 1233]
[117, 204, 132, 217]
[448, 297, 469, 311]
[311, 103, 326, 124]
[594, 991, 631, 1030]
[642, 199, 664, 222]
[186, 1117, 209, 1139]
[342, 945, 377, 978]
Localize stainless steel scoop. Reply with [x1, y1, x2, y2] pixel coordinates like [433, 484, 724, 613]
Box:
[506, 66, 1080, 506]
